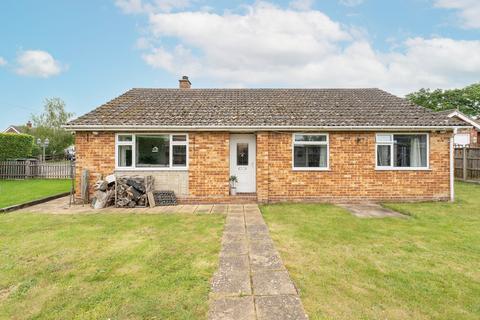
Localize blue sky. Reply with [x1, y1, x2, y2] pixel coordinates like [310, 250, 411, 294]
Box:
[0, 0, 479, 129]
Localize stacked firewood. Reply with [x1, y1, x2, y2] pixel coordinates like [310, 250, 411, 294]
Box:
[116, 177, 147, 207]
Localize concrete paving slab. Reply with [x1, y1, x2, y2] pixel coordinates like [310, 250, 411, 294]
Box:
[228, 205, 244, 213]
[255, 295, 308, 320]
[247, 224, 269, 235]
[224, 223, 246, 235]
[245, 216, 266, 226]
[212, 204, 229, 214]
[249, 240, 276, 256]
[226, 215, 245, 225]
[252, 271, 297, 296]
[179, 204, 197, 214]
[219, 255, 249, 273]
[338, 203, 406, 218]
[211, 270, 251, 296]
[208, 204, 307, 319]
[195, 204, 213, 214]
[209, 296, 256, 320]
[220, 239, 249, 256]
[250, 253, 285, 272]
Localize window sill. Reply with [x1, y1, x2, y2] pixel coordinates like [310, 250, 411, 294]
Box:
[375, 167, 431, 171]
[292, 168, 330, 171]
[115, 167, 188, 171]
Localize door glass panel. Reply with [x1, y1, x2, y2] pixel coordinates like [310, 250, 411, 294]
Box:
[237, 143, 249, 166]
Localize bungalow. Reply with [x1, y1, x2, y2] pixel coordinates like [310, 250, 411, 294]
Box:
[440, 110, 480, 146]
[3, 121, 32, 134]
[65, 77, 469, 203]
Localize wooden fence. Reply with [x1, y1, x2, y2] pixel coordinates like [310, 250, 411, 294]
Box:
[454, 147, 480, 181]
[0, 160, 74, 179]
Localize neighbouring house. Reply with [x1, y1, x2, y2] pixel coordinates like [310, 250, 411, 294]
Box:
[439, 110, 480, 146]
[3, 121, 32, 134]
[65, 76, 470, 203]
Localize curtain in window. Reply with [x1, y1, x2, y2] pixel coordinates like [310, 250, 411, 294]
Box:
[410, 136, 422, 167]
[319, 145, 327, 167]
[377, 145, 390, 166]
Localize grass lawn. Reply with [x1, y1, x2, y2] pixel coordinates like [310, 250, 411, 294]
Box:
[261, 182, 480, 320]
[0, 213, 224, 319]
[0, 179, 71, 208]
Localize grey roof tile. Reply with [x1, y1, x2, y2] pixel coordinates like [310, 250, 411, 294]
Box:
[67, 88, 466, 128]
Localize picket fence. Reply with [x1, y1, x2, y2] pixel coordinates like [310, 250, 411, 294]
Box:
[0, 160, 74, 179]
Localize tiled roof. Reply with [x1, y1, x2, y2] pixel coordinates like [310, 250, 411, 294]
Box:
[67, 88, 466, 128]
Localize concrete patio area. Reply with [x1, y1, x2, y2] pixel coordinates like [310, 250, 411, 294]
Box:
[15, 196, 239, 215]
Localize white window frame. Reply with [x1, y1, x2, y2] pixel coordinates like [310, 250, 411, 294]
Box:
[292, 133, 329, 171]
[375, 133, 430, 170]
[115, 133, 188, 171]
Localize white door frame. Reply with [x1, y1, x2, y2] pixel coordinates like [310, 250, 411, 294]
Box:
[230, 134, 256, 193]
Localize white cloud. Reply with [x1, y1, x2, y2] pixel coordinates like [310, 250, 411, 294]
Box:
[339, 0, 364, 7]
[0, 56, 6, 66]
[434, 0, 480, 29]
[15, 50, 64, 78]
[124, 1, 480, 95]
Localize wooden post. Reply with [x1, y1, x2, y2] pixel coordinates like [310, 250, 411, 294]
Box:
[463, 146, 468, 180]
[81, 169, 89, 205]
[25, 160, 30, 179]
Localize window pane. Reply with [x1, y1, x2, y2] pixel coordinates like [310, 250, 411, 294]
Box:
[376, 134, 392, 143]
[394, 135, 427, 167]
[295, 134, 327, 142]
[136, 135, 169, 167]
[172, 134, 187, 142]
[118, 135, 132, 142]
[172, 145, 187, 167]
[377, 145, 391, 166]
[294, 145, 327, 168]
[237, 143, 249, 166]
[118, 145, 132, 167]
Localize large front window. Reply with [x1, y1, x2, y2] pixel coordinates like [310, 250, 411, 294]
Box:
[376, 133, 428, 169]
[116, 134, 188, 169]
[292, 133, 329, 170]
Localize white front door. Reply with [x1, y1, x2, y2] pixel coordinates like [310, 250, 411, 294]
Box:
[230, 134, 256, 193]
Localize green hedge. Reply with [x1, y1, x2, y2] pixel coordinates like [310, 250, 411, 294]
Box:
[0, 133, 34, 160]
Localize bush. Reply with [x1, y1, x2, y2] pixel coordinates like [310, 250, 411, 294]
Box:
[0, 133, 34, 160]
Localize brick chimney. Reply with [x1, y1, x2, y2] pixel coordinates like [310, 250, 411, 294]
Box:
[26, 121, 32, 128]
[179, 76, 191, 89]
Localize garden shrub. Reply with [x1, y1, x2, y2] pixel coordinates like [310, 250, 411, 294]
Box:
[0, 133, 34, 160]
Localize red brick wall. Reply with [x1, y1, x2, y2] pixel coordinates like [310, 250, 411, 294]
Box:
[74, 130, 452, 203]
[74, 131, 115, 198]
[188, 132, 230, 198]
[256, 131, 452, 202]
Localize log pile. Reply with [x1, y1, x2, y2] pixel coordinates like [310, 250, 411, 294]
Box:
[153, 191, 177, 206]
[91, 174, 115, 209]
[116, 176, 148, 207]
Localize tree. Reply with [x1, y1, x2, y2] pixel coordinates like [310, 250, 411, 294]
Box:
[28, 98, 74, 159]
[406, 83, 480, 116]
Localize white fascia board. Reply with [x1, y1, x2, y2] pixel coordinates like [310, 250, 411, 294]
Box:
[64, 125, 461, 132]
[2, 126, 21, 133]
[447, 111, 480, 130]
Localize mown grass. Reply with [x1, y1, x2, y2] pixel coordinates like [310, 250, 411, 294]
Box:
[0, 213, 224, 319]
[261, 182, 480, 320]
[0, 179, 71, 208]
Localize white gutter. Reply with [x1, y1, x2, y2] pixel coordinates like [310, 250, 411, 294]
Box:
[64, 125, 465, 132]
